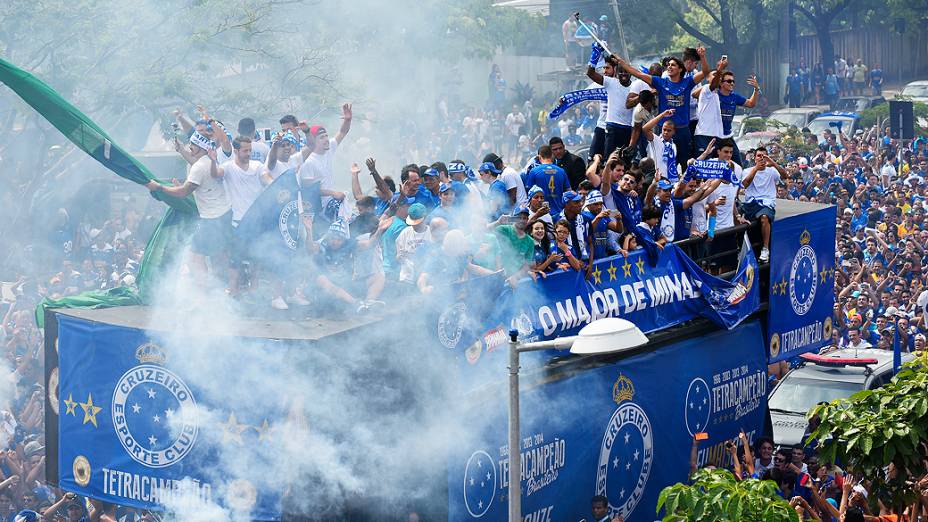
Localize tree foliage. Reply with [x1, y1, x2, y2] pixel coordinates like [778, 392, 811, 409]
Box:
[657, 468, 800, 522]
[657, 0, 771, 69]
[809, 353, 928, 511]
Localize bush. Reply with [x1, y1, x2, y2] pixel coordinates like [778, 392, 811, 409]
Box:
[858, 99, 928, 133]
[657, 468, 800, 521]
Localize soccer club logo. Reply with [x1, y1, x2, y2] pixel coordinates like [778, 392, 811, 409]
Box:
[462, 450, 496, 518]
[438, 303, 468, 349]
[111, 343, 198, 469]
[789, 230, 818, 316]
[597, 374, 653, 519]
[277, 197, 301, 251]
[684, 378, 712, 437]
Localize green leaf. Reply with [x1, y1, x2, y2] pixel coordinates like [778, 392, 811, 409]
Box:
[861, 435, 873, 454]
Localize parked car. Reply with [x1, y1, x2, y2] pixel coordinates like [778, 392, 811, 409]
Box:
[767, 107, 822, 130]
[768, 349, 915, 446]
[807, 112, 860, 142]
[736, 130, 782, 152]
[833, 95, 886, 113]
[900, 80, 928, 104]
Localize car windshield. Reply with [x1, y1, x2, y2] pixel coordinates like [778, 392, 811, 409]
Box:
[807, 118, 854, 140]
[902, 85, 928, 98]
[769, 113, 807, 128]
[731, 119, 742, 137]
[768, 376, 863, 414]
[834, 99, 864, 112]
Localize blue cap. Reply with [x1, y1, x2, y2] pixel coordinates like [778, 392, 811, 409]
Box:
[586, 190, 604, 205]
[527, 185, 544, 198]
[439, 183, 453, 193]
[562, 191, 583, 204]
[657, 179, 674, 190]
[14, 511, 40, 522]
[478, 162, 501, 174]
[406, 203, 428, 225]
[448, 162, 467, 174]
[511, 205, 530, 216]
[424, 168, 440, 178]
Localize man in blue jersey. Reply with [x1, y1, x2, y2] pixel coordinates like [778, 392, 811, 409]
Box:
[612, 48, 710, 170]
[523, 145, 571, 214]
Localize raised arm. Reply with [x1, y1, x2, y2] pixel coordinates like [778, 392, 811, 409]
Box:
[643, 109, 673, 141]
[744, 75, 760, 108]
[335, 103, 353, 144]
[691, 47, 709, 84]
[682, 180, 720, 209]
[586, 154, 603, 188]
[615, 55, 652, 85]
[366, 158, 393, 201]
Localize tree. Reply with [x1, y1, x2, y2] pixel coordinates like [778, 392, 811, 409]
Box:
[657, 468, 800, 521]
[809, 353, 928, 513]
[656, 0, 770, 74]
[791, 0, 859, 67]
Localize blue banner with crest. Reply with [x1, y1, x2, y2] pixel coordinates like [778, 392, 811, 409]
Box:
[767, 205, 837, 362]
[56, 316, 283, 520]
[447, 320, 769, 521]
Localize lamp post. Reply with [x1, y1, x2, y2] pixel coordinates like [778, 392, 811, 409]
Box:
[507, 318, 648, 521]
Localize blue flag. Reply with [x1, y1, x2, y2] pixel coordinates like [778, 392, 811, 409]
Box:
[549, 88, 607, 120]
[684, 160, 737, 184]
[236, 170, 321, 267]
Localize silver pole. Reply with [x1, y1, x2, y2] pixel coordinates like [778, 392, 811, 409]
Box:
[508, 330, 521, 521]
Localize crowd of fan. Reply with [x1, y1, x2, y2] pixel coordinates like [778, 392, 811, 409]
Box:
[0, 35, 925, 519]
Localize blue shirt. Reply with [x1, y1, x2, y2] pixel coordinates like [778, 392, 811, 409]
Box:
[786, 75, 803, 97]
[652, 75, 696, 127]
[824, 74, 839, 95]
[718, 91, 748, 137]
[612, 189, 642, 233]
[381, 217, 408, 278]
[413, 185, 440, 209]
[582, 211, 614, 259]
[870, 68, 883, 86]
[525, 163, 571, 214]
[487, 179, 510, 219]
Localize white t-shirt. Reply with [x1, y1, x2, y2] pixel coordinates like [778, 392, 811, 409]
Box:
[396, 226, 432, 283]
[602, 76, 634, 126]
[691, 197, 708, 234]
[596, 101, 608, 129]
[299, 138, 339, 190]
[633, 104, 657, 127]
[500, 166, 528, 208]
[629, 78, 650, 96]
[186, 155, 231, 219]
[694, 87, 723, 138]
[647, 134, 679, 179]
[743, 167, 779, 206]
[505, 112, 525, 136]
[708, 169, 741, 228]
[250, 140, 270, 164]
[265, 154, 303, 181]
[222, 159, 265, 221]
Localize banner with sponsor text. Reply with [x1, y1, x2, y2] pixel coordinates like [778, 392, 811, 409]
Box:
[767, 204, 836, 362]
[447, 320, 769, 521]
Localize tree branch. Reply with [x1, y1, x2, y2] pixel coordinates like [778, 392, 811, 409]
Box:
[692, 0, 723, 27]
[658, 0, 721, 48]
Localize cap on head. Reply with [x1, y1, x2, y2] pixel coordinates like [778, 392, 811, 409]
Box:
[423, 168, 440, 178]
[439, 183, 453, 193]
[406, 203, 428, 225]
[657, 178, 674, 190]
[586, 190, 604, 205]
[482, 153, 503, 166]
[527, 185, 544, 198]
[562, 191, 583, 204]
[511, 206, 531, 216]
[478, 162, 501, 175]
[309, 125, 327, 137]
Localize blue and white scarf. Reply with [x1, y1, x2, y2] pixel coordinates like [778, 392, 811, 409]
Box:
[189, 131, 215, 151]
[684, 159, 737, 184]
[548, 88, 607, 119]
[662, 140, 677, 181]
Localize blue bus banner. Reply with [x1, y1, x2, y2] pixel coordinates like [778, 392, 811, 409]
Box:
[767, 205, 836, 362]
[448, 320, 769, 521]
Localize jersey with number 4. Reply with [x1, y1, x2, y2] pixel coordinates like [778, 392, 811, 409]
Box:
[524, 163, 571, 215]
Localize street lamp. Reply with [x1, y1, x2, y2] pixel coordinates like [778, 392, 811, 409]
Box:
[507, 318, 648, 521]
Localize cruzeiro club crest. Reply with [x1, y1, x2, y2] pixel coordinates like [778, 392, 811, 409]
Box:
[789, 230, 817, 316]
[684, 378, 711, 436]
[112, 343, 198, 468]
[438, 303, 467, 349]
[597, 374, 653, 519]
[462, 450, 496, 518]
[278, 192, 301, 251]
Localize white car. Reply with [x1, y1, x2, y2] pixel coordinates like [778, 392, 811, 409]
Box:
[900, 80, 928, 104]
[767, 107, 822, 130]
[768, 349, 915, 446]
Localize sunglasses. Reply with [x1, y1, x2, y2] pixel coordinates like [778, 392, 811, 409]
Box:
[722, 79, 735, 84]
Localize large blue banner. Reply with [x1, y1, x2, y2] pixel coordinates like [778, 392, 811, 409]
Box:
[767, 205, 836, 362]
[448, 320, 769, 521]
[56, 316, 281, 520]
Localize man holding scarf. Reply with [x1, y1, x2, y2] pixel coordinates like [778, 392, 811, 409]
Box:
[586, 44, 635, 161]
[645, 176, 715, 243]
[643, 109, 680, 181]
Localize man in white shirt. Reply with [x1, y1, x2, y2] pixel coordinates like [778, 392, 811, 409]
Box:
[216, 136, 265, 294]
[145, 131, 233, 279]
[485, 153, 526, 208]
[237, 118, 269, 163]
[739, 145, 788, 262]
[262, 131, 303, 184]
[642, 109, 679, 181]
[586, 49, 634, 160]
[300, 103, 353, 220]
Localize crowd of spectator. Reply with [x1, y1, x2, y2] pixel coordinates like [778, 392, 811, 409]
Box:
[784, 54, 884, 109]
[0, 35, 925, 520]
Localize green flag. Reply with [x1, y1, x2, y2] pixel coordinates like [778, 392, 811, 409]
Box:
[0, 57, 197, 214]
